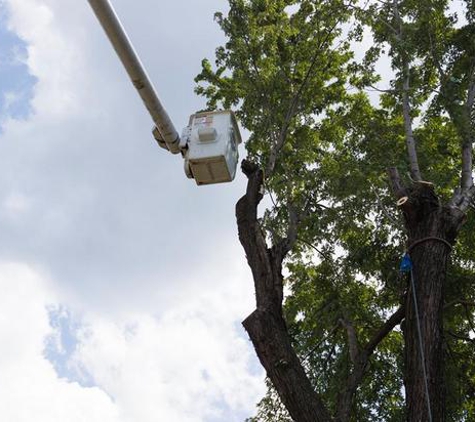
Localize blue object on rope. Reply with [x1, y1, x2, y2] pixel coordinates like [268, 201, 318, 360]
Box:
[398, 251, 433, 420]
[400, 253, 413, 273]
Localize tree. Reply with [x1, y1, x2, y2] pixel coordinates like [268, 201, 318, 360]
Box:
[195, 0, 475, 420]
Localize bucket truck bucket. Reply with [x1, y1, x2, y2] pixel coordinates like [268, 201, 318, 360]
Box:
[88, 0, 243, 185]
[183, 110, 242, 186]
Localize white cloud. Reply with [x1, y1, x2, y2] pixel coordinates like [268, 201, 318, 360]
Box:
[0, 261, 264, 422]
[0, 262, 120, 422]
[5, 0, 93, 119]
[0, 1, 265, 420]
[0, 0, 249, 313]
[74, 287, 264, 422]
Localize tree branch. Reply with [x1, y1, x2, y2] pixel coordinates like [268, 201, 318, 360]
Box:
[236, 160, 276, 308]
[266, 1, 355, 177]
[348, 3, 398, 35]
[298, 239, 333, 261]
[456, 185, 475, 213]
[302, 324, 340, 363]
[340, 318, 359, 365]
[278, 202, 301, 259]
[393, 0, 422, 181]
[372, 184, 399, 224]
[401, 67, 422, 181]
[364, 305, 405, 355]
[461, 64, 475, 191]
[367, 83, 397, 94]
[336, 305, 405, 422]
[445, 299, 475, 309]
[387, 167, 407, 199]
[447, 330, 475, 343]
[242, 34, 280, 143]
[426, 10, 446, 81]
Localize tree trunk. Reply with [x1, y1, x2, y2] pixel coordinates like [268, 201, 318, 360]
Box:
[399, 184, 465, 421]
[236, 161, 333, 422]
[244, 309, 333, 422]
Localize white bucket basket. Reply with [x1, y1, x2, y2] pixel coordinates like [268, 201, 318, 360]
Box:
[183, 110, 242, 186]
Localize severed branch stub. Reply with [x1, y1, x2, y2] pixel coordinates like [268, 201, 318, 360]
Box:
[236, 160, 333, 422]
[397, 196, 409, 207]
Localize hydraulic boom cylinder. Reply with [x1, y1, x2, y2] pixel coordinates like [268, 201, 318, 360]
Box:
[88, 0, 181, 154]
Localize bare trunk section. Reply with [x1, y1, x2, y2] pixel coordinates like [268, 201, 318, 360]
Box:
[405, 269, 443, 420]
[244, 310, 332, 422]
[236, 160, 333, 422]
[405, 214, 450, 422]
[390, 178, 465, 421]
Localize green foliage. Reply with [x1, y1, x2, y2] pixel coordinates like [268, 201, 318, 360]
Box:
[196, 0, 475, 420]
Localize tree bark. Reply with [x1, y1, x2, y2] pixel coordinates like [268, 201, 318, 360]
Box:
[244, 310, 332, 422]
[396, 182, 465, 422]
[236, 160, 333, 422]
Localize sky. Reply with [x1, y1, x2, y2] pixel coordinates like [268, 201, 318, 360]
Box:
[0, 0, 265, 421]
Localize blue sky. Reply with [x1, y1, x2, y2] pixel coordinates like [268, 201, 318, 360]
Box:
[0, 7, 35, 124]
[44, 306, 96, 388]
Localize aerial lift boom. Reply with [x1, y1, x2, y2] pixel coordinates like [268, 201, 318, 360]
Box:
[87, 0, 241, 185]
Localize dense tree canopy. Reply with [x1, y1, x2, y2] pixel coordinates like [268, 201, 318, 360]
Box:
[196, 0, 475, 420]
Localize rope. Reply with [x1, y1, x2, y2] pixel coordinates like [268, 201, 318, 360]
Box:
[400, 236, 451, 420]
[408, 237, 452, 253]
[409, 267, 433, 422]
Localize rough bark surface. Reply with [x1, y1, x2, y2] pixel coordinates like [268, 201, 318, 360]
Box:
[244, 311, 332, 422]
[393, 181, 465, 422]
[236, 160, 333, 422]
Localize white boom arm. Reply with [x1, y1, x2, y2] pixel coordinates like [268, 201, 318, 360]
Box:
[88, 0, 181, 154]
[88, 0, 242, 185]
